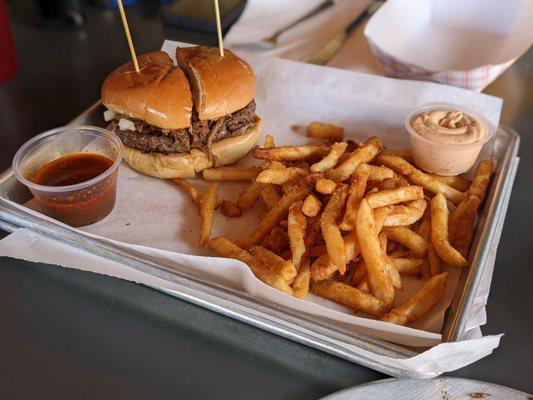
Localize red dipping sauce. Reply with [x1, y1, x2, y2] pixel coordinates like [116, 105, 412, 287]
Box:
[32, 153, 117, 227]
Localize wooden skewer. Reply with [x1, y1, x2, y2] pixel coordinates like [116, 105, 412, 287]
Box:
[117, 0, 140, 73]
[213, 0, 224, 57]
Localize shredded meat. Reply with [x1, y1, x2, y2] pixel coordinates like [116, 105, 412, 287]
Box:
[112, 100, 256, 154]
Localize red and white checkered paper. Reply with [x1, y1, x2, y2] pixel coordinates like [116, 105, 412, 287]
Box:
[367, 38, 515, 92]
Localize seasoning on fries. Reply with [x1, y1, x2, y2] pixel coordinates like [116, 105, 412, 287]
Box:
[315, 178, 337, 194]
[260, 185, 282, 209]
[301, 194, 322, 217]
[321, 184, 349, 274]
[288, 201, 307, 268]
[306, 122, 344, 142]
[310, 142, 348, 172]
[203, 166, 262, 181]
[381, 272, 448, 326]
[429, 174, 471, 192]
[235, 181, 311, 249]
[252, 144, 330, 161]
[311, 280, 385, 316]
[430, 193, 468, 266]
[449, 195, 481, 257]
[378, 155, 464, 205]
[219, 199, 242, 217]
[199, 183, 218, 247]
[365, 186, 424, 209]
[356, 199, 396, 306]
[193, 127, 495, 327]
[172, 178, 200, 208]
[383, 226, 427, 258]
[467, 160, 494, 204]
[209, 237, 293, 294]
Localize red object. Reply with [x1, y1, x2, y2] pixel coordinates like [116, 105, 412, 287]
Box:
[0, 0, 18, 84]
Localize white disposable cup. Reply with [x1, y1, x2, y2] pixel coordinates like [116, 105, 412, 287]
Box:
[405, 104, 495, 176]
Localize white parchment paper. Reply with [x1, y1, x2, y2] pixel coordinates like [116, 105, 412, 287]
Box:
[0, 41, 511, 376]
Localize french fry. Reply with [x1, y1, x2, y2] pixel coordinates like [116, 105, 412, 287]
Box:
[356, 199, 395, 306]
[262, 226, 290, 254]
[365, 186, 424, 208]
[367, 165, 395, 181]
[339, 164, 369, 231]
[219, 200, 242, 217]
[383, 226, 427, 257]
[381, 272, 448, 325]
[378, 176, 410, 191]
[171, 178, 200, 209]
[251, 145, 330, 161]
[310, 142, 348, 172]
[311, 280, 385, 316]
[301, 194, 322, 217]
[320, 184, 349, 274]
[264, 134, 276, 148]
[202, 166, 262, 181]
[310, 230, 359, 281]
[427, 238, 441, 276]
[329, 137, 382, 182]
[449, 195, 481, 257]
[357, 278, 370, 293]
[306, 122, 344, 142]
[315, 178, 337, 194]
[260, 185, 282, 209]
[467, 160, 494, 204]
[249, 245, 298, 284]
[381, 199, 427, 227]
[377, 155, 464, 205]
[381, 148, 413, 162]
[236, 180, 268, 210]
[199, 183, 218, 247]
[209, 237, 293, 294]
[292, 258, 311, 299]
[378, 232, 388, 252]
[256, 164, 308, 185]
[430, 193, 468, 266]
[416, 213, 431, 241]
[393, 258, 425, 275]
[428, 174, 471, 192]
[373, 206, 390, 234]
[235, 182, 311, 248]
[280, 181, 296, 194]
[288, 201, 307, 268]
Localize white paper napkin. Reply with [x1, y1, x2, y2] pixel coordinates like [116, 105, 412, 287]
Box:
[225, 0, 373, 63]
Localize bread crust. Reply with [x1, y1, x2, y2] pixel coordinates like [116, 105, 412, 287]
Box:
[102, 51, 192, 130]
[176, 46, 256, 121]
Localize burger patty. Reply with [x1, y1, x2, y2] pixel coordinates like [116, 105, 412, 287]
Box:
[113, 100, 257, 154]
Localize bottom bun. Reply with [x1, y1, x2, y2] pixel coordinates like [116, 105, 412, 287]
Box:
[122, 117, 262, 179]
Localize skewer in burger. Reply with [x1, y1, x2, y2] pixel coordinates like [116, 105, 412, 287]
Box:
[101, 47, 262, 178]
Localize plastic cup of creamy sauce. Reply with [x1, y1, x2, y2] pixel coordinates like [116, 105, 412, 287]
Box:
[405, 104, 495, 176]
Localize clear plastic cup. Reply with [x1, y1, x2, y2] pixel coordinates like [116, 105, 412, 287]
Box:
[13, 126, 123, 227]
[405, 104, 495, 176]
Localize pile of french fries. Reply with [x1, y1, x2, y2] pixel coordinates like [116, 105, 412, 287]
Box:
[173, 122, 493, 327]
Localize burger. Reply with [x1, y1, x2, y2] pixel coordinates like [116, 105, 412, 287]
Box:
[101, 47, 262, 178]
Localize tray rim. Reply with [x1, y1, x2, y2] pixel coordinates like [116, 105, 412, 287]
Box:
[0, 101, 521, 377]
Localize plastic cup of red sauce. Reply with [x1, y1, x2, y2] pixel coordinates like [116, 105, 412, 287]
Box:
[13, 126, 123, 227]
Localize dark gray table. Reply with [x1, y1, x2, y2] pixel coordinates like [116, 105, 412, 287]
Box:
[1, 2, 531, 398]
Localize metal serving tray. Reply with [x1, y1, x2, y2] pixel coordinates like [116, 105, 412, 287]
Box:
[0, 101, 520, 378]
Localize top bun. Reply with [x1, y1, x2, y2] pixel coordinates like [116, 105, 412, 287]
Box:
[101, 51, 192, 130]
[176, 46, 256, 121]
